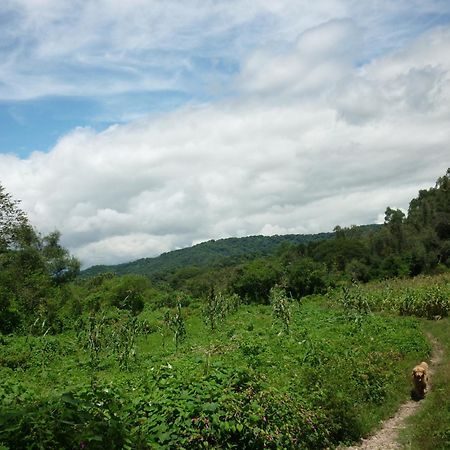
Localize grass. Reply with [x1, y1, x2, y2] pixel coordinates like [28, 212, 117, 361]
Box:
[398, 317, 450, 450]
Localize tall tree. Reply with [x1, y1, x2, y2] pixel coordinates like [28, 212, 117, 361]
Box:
[0, 184, 80, 332]
[0, 184, 30, 250]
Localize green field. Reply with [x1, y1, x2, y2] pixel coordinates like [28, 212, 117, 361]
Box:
[2, 280, 445, 449]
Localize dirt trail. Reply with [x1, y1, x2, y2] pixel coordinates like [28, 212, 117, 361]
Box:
[342, 333, 443, 450]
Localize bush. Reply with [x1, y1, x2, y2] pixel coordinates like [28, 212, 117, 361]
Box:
[107, 275, 148, 315]
[285, 258, 328, 298]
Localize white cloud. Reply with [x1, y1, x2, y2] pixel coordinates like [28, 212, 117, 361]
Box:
[75, 233, 176, 268]
[239, 19, 361, 97]
[1, 12, 450, 267]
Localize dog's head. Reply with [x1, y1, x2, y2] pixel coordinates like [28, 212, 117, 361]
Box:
[412, 366, 426, 382]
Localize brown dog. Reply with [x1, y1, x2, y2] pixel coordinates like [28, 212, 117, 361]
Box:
[412, 361, 429, 400]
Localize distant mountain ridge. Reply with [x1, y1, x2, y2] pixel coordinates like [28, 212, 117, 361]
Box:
[80, 227, 380, 279]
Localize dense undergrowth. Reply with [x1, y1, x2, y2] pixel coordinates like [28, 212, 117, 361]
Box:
[0, 290, 432, 449]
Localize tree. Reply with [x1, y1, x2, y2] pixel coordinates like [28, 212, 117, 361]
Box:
[42, 231, 80, 284]
[285, 257, 328, 298]
[231, 258, 282, 303]
[0, 185, 80, 332]
[0, 184, 30, 251]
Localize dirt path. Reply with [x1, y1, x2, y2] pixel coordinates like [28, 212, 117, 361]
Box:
[341, 333, 443, 450]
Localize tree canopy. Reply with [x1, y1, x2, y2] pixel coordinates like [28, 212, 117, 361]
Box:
[0, 183, 80, 333]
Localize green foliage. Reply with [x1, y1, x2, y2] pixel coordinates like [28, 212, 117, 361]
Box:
[81, 232, 336, 279]
[0, 185, 80, 333]
[269, 285, 292, 334]
[79, 314, 110, 370]
[1, 172, 450, 448]
[106, 274, 147, 315]
[0, 287, 21, 334]
[0, 183, 29, 250]
[0, 366, 334, 450]
[333, 274, 450, 319]
[0, 382, 128, 450]
[111, 313, 141, 369]
[203, 288, 240, 331]
[76, 310, 146, 370]
[0, 296, 431, 449]
[42, 231, 81, 284]
[164, 303, 187, 351]
[310, 237, 369, 272]
[339, 283, 372, 315]
[285, 257, 329, 297]
[231, 258, 282, 303]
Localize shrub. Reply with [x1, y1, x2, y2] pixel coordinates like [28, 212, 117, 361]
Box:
[107, 275, 148, 315]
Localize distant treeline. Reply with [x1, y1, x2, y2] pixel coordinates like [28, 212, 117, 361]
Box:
[80, 232, 340, 279]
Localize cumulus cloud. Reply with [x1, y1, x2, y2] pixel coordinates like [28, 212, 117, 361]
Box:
[239, 19, 361, 97]
[1, 7, 450, 267]
[331, 27, 450, 125]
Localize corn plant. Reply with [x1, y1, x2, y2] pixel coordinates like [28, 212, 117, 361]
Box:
[111, 314, 141, 370]
[77, 314, 110, 370]
[203, 287, 241, 331]
[269, 285, 292, 334]
[164, 303, 186, 352]
[341, 283, 371, 315]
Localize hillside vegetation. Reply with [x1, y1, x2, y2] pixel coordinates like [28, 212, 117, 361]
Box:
[80, 232, 339, 279]
[0, 169, 449, 449]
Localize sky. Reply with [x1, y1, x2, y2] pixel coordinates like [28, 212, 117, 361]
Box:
[0, 1, 449, 268]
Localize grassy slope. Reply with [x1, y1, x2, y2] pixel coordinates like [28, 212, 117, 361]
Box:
[399, 317, 450, 450]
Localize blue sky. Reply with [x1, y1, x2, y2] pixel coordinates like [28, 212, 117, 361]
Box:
[0, 1, 450, 267]
[0, 91, 196, 156]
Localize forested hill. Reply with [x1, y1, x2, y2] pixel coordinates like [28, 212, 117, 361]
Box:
[80, 232, 333, 278]
[80, 228, 377, 279]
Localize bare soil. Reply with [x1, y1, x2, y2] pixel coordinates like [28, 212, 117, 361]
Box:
[341, 333, 443, 450]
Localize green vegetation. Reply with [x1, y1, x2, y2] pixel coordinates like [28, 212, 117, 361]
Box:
[80, 231, 351, 280]
[1, 169, 449, 449]
[331, 274, 450, 319]
[0, 185, 80, 335]
[0, 296, 431, 449]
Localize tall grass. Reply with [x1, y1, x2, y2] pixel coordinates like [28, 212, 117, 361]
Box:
[330, 273, 450, 318]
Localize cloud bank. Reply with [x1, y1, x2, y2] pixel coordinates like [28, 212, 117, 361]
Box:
[1, 6, 450, 267]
